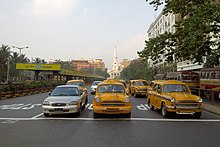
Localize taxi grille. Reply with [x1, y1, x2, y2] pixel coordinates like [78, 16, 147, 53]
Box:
[51, 103, 67, 107]
[175, 103, 199, 109]
[139, 89, 147, 92]
[101, 100, 125, 106]
[101, 103, 125, 106]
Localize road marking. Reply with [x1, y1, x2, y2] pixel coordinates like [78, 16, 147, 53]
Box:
[144, 104, 150, 110]
[0, 104, 42, 110]
[1, 117, 220, 122]
[88, 104, 93, 110]
[31, 113, 43, 119]
[22, 104, 42, 110]
[136, 104, 149, 110]
[85, 104, 90, 109]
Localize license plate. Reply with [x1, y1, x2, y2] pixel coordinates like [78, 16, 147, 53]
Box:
[55, 108, 63, 111]
[179, 110, 193, 113]
[106, 108, 119, 112]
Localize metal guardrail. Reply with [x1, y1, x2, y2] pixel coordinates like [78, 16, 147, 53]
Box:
[190, 88, 220, 104]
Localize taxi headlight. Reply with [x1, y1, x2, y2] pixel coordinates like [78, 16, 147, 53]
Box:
[69, 101, 78, 105]
[95, 97, 101, 103]
[198, 97, 203, 103]
[43, 101, 50, 106]
[125, 97, 130, 103]
[170, 98, 175, 103]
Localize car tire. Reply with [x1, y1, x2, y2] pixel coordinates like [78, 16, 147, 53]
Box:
[161, 103, 169, 118]
[193, 112, 202, 119]
[93, 112, 99, 118]
[44, 113, 49, 117]
[147, 98, 154, 110]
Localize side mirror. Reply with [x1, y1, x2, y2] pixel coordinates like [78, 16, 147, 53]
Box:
[48, 92, 51, 95]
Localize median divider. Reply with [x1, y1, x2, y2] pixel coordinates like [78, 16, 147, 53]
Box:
[0, 88, 53, 100]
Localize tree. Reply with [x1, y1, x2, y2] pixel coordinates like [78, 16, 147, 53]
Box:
[140, 0, 220, 66]
[0, 44, 10, 82]
[120, 59, 153, 81]
[10, 52, 29, 79]
[94, 68, 109, 79]
[32, 57, 47, 64]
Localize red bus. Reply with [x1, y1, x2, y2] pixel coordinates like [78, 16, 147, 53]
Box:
[165, 71, 200, 88]
[200, 67, 220, 91]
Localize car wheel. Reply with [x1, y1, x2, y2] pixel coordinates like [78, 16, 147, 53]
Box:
[44, 113, 49, 117]
[193, 112, 202, 119]
[93, 112, 99, 118]
[161, 103, 169, 118]
[147, 98, 154, 110]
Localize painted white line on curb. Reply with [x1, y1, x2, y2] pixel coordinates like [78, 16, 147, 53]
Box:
[31, 113, 43, 119]
[0, 117, 220, 122]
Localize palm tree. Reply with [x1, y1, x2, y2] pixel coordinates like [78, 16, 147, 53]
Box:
[0, 45, 10, 82]
[10, 52, 30, 80]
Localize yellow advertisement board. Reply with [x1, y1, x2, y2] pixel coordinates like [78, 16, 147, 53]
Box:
[16, 63, 61, 71]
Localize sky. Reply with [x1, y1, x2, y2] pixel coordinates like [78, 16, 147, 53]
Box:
[0, 0, 163, 69]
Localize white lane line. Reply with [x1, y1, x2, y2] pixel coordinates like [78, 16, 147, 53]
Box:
[144, 104, 150, 110]
[1, 117, 220, 122]
[31, 113, 43, 119]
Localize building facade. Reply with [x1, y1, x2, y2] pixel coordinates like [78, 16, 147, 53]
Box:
[147, 11, 203, 71]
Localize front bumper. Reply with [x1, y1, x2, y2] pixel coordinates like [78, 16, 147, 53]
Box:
[166, 105, 202, 114]
[93, 106, 132, 114]
[42, 105, 79, 114]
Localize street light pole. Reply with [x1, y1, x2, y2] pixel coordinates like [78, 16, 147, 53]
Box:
[12, 46, 28, 54]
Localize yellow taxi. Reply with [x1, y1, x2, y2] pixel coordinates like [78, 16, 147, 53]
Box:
[66, 79, 88, 95]
[129, 79, 149, 97]
[93, 80, 132, 118]
[147, 80, 202, 118]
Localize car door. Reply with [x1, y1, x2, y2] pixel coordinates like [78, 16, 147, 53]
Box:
[155, 84, 162, 108]
[150, 84, 158, 107]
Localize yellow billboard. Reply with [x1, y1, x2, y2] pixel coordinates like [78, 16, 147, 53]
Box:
[16, 63, 61, 71]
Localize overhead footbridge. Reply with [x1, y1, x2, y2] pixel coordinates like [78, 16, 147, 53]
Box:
[16, 63, 105, 81]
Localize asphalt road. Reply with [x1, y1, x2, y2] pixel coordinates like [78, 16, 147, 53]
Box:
[1, 86, 220, 147]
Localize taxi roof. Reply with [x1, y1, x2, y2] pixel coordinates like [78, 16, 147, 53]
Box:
[99, 80, 124, 86]
[67, 79, 84, 83]
[154, 80, 186, 85]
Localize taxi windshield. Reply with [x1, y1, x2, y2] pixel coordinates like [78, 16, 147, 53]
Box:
[163, 84, 190, 93]
[98, 84, 124, 93]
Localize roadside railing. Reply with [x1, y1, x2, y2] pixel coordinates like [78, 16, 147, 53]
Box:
[190, 88, 220, 104]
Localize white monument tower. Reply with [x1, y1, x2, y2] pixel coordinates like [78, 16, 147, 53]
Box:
[108, 46, 122, 79]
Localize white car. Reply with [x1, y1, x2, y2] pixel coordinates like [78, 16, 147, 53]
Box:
[90, 81, 102, 94]
[42, 85, 88, 117]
